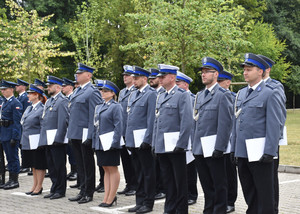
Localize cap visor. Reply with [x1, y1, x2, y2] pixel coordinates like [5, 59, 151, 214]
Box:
[0, 86, 8, 89]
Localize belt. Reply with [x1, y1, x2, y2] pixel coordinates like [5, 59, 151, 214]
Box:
[0, 120, 13, 127]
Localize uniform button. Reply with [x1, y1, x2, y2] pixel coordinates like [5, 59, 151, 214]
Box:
[240, 129, 242, 131]
[240, 120, 243, 123]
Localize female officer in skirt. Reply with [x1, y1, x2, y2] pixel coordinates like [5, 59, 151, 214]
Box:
[20, 84, 47, 195]
[93, 80, 122, 207]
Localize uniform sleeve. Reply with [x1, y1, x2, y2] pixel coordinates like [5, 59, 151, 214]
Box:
[143, 91, 157, 145]
[177, 92, 193, 149]
[54, 98, 69, 143]
[215, 91, 233, 152]
[112, 104, 123, 148]
[12, 101, 23, 140]
[88, 89, 103, 140]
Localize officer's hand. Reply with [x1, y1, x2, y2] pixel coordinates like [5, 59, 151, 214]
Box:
[230, 152, 237, 165]
[212, 149, 224, 158]
[139, 142, 151, 150]
[82, 139, 92, 146]
[259, 154, 274, 163]
[173, 147, 184, 153]
[10, 139, 17, 147]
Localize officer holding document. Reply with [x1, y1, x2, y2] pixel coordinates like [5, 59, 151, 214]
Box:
[39, 76, 69, 200]
[68, 63, 102, 204]
[126, 66, 157, 214]
[93, 80, 122, 208]
[192, 57, 233, 214]
[153, 64, 193, 214]
[231, 53, 282, 214]
[21, 84, 47, 196]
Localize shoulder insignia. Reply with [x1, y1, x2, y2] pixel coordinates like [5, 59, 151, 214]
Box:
[231, 91, 237, 97]
[271, 79, 280, 84]
[190, 93, 195, 98]
[149, 87, 155, 91]
[219, 87, 226, 93]
[178, 88, 185, 93]
[266, 84, 274, 90]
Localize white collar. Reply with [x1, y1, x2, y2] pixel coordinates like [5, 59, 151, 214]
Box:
[126, 85, 134, 90]
[156, 86, 163, 92]
[263, 77, 270, 82]
[139, 84, 148, 93]
[80, 81, 90, 89]
[248, 80, 263, 91]
[32, 101, 40, 109]
[206, 82, 218, 92]
[51, 92, 61, 99]
[19, 91, 26, 96]
[6, 95, 14, 101]
[167, 84, 176, 94]
[67, 92, 73, 98]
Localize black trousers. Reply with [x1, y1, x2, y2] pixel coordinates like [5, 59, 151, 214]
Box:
[70, 139, 95, 197]
[0, 143, 5, 175]
[158, 153, 188, 214]
[131, 148, 156, 208]
[46, 145, 67, 195]
[195, 155, 227, 214]
[155, 156, 165, 194]
[187, 160, 198, 201]
[274, 147, 280, 214]
[98, 165, 104, 186]
[224, 154, 237, 206]
[238, 158, 275, 214]
[120, 144, 136, 190]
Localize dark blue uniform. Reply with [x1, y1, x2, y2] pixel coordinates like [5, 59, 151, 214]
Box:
[17, 92, 31, 115]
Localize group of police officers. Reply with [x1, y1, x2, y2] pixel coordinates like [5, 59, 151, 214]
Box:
[0, 52, 286, 214]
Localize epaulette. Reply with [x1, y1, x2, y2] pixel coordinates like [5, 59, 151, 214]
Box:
[190, 93, 195, 98]
[91, 85, 96, 89]
[231, 91, 237, 97]
[219, 87, 226, 93]
[271, 79, 280, 84]
[178, 88, 185, 93]
[148, 87, 155, 91]
[266, 84, 274, 90]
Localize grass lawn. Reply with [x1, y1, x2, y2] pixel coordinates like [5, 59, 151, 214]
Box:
[280, 109, 300, 166]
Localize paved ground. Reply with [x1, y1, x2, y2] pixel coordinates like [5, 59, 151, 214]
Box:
[1, 163, 300, 214]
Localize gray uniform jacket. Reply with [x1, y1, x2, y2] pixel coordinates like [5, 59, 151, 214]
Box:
[39, 93, 69, 146]
[125, 85, 157, 147]
[93, 99, 123, 150]
[192, 84, 233, 155]
[231, 81, 282, 158]
[152, 85, 193, 153]
[20, 102, 44, 150]
[67, 82, 102, 140]
[118, 86, 136, 137]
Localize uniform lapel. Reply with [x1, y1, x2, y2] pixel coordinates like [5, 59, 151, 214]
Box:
[132, 85, 149, 104]
[159, 85, 178, 107]
[199, 84, 218, 108]
[242, 81, 265, 104]
[71, 82, 91, 101]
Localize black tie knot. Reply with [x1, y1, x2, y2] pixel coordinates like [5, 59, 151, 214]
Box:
[247, 88, 254, 98]
[204, 89, 209, 97]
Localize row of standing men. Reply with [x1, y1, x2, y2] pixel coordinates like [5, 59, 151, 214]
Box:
[0, 53, 286, 214]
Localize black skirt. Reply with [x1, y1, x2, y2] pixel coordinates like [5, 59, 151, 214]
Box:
[96, 150, 120, 166]
[22, 148, 47, 170]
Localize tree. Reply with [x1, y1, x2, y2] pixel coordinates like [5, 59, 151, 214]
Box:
[0, 0, 74, 82]
[285, 65, 300, 110]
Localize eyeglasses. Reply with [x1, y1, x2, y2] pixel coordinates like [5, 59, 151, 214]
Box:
[200, 70, 216, 75]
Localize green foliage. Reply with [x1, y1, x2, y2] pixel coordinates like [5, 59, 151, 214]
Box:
[0, 0, 74, 82]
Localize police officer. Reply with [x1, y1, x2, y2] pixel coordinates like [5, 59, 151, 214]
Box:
[153, 64, 193, 214]
[193, 57, 233, 214]
[231, 53, 282, 214]
[34, 78, 47, 90]
[176, 71, 198, 206]
[217, 70, 237, 213]
[62, 78, 77, 182]
[0, 94, 4, 187]
[0, 80, 23, 190]
[149, 68, 166, 200]
[117, 65, 137, 196]
[68, 63, 102, 204]
[40, 76, 69, 200]
[126, 66, 157, 214]
[258, 54, 286, 214]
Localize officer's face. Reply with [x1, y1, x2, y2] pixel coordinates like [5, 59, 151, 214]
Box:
[76, 72, 91, 84]
[0, 88, 14, 98]
[100, 89, 114, 101]
[123, 74, 134, 86]
[176, 80, 188, 91]
[201, 68, 217, 86]
[218, 79, 231, 89]
[47, 84, 61, 96]
[159, 74, 175, 88]
[243, 66, 263, 85]
[62, 85, 73, 95]
[15, 85, 24, 93]
[149, 77, 159, 88]
[133, 76, 147, 89]
[27, 92, 38, 103]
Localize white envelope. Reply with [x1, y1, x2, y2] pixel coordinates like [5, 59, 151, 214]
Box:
[164, 132, 180, 152]
[224, 141, 231, 154]
[64, 128, 69, 144]
[133, 129, 147, 148]
[99, 131, 114, 151]
[200, 135, 216, 158]
[279, 126, 287, 146]
[29, 134, 40, 150]
[46, 129, 57, 145]
[186, 151, 195, 164]
[187, 137, 192, 150]
[245, 137, 265, 162]
[82, 128, 88, 143]
[120, 137, 125, 146]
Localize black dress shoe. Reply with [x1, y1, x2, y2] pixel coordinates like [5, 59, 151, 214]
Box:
[50, 193, 65, 200]
[77, 196, 93, 204]
[117, 186, 129, 194]
[31, 188, 43, 196]
[25, 191, 33, 195]
[188, 199, 197, 205]
[97, 186, 105, 193]
[27, 171, 33, 176]
[136, 205, 153, 213]
[226, 205, 235, 213]
[20, 168, 30, 173]
[155, 192, 166, 200]
[68, 194, 83, 201]
[125, 189, 136, 196]
[3, 181, 19, 190]
[95, 183, 104, 192]
[69, 183, 80, 188]
[44, 193, 54, 198]
[98, 197, 117, 207]
[128, 205, 142, 212]
[67, 172, 77, 181]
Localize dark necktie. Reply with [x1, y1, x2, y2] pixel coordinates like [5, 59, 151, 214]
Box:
[247, 88, 253, 98]
[164, 92, 168, 98]
[76, 87, 81, 95]
[27, 105, 33, 113]
[125, 89, 129, 95]
[136, 90, 141, 98]
[205, 89, 209, 97]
